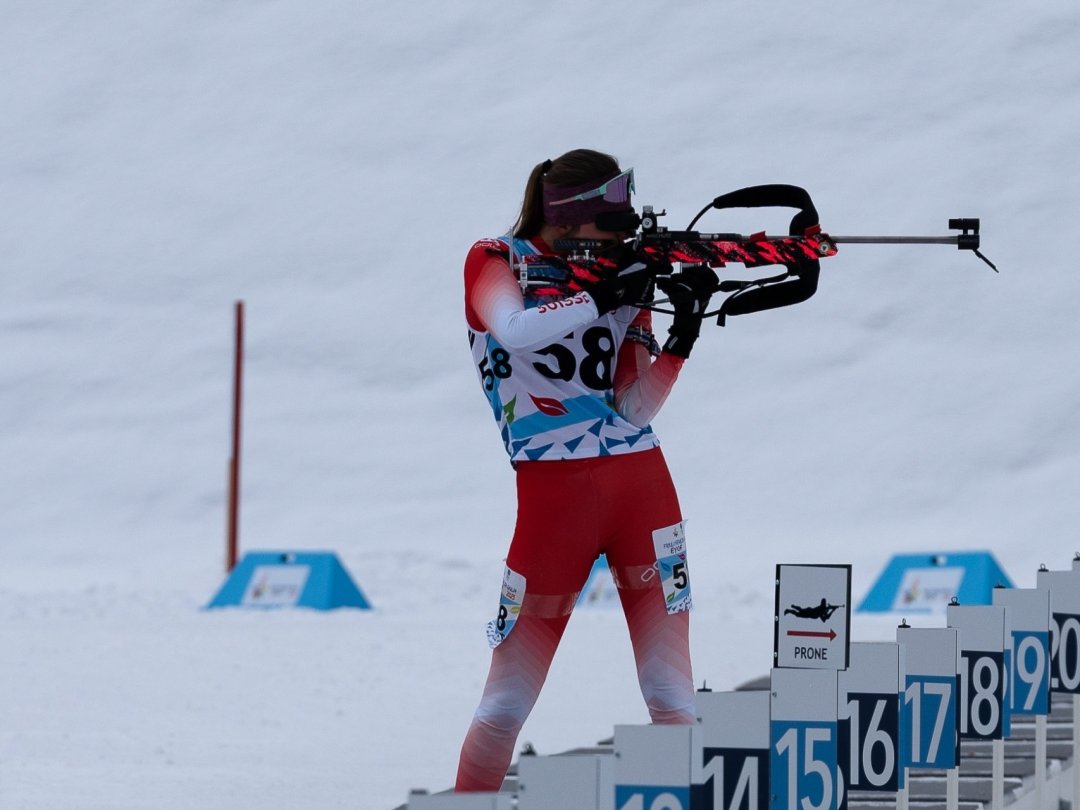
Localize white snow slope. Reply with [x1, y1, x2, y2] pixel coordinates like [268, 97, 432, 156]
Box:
[3, 2, 1080, 808]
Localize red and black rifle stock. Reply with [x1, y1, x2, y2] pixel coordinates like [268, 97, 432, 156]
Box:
[555, 184, 996, 325]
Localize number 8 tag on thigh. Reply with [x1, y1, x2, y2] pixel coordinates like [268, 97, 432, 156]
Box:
[486, 566, 526, 649]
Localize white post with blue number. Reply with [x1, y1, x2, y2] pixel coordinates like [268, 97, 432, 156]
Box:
[693, 690, 770, 810]
[947, 604, 1008, 810]
[1036, 567, 1080, 810]
[613, 724, 693, 810]
[837, 641, 904, 809]
[895, 625, 960, 810]
[992, 585, 1051, 810]
[517, 751, 613, 810]
[408, 792, 514, 809]
[770, 668, 840, 810]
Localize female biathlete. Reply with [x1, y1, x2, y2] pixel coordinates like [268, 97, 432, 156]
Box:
[456, 149, 717, 792]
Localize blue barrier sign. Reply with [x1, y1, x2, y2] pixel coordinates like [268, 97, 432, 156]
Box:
[858, 552, 1013, 613]
[206, 551, 371, 610]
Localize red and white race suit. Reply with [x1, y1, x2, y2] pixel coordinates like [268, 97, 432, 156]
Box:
[456, 235, 697, 793]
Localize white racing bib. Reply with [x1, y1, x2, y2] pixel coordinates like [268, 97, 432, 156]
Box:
[652, 521, 691, 614]
[485, 566, 526, 648]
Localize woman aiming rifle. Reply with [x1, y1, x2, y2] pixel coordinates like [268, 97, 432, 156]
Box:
[456, 149, 717, 792]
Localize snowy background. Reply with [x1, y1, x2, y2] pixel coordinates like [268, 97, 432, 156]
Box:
[3, 2, 1079, 807]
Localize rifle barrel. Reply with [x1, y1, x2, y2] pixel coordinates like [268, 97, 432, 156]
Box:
[686, 233, 962, 246]
[828, 235, 961, 245]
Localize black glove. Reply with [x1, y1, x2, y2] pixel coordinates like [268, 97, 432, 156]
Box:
[582, 245, 663, 315]
[655, 265, 720, 358]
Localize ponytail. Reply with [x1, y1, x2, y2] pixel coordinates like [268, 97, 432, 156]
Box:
[511, 161, 549, 238]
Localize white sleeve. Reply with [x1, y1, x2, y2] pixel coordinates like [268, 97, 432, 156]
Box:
[469, 257, 601, 351]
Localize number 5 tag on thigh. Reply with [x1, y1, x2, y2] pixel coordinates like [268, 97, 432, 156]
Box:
[653, 521, 691, 614]
[486, 566, 526, 649]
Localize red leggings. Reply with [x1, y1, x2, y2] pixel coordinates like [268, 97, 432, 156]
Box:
[455, 447, 696, 792]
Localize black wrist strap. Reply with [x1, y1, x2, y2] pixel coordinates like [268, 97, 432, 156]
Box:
[663, 319, 702, 359]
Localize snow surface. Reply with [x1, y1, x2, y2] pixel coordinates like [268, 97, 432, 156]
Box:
[3, 2, 1080, 807]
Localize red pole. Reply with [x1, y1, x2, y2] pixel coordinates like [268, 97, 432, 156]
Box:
[226, 300, 244, 572]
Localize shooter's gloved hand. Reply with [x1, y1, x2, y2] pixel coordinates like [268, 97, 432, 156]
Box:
[579, 245, 663, 315]
[656, 265, 720, 358]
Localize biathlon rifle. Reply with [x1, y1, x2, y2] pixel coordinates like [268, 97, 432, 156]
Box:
[553, 184, 997, 325]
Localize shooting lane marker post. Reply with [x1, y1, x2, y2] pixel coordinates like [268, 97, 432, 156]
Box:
[895, 624, 960, 810]
[613, 723, 693, 809]
[770, 564, 850, 810]
[770, 668, 841, 810]
[692, 690, 769, 810]
[992, 583, 1051, 810]
[226, 300, 244, 572]
[946, 602, 1008, 810]
[1036, 564, 1080, 810]
[837, 642, 905, 800]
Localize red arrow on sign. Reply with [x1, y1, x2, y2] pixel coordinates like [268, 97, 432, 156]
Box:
[786, 629, 837, 641]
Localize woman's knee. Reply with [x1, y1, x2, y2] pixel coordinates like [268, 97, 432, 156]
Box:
[473, 686, 537, 734]
[639, 669, 696, 723]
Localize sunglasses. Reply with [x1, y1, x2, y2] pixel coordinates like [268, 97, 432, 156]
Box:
[547, 168, 635, 207]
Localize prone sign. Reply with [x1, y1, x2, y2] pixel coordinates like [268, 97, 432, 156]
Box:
[774, 564, 852, 670]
